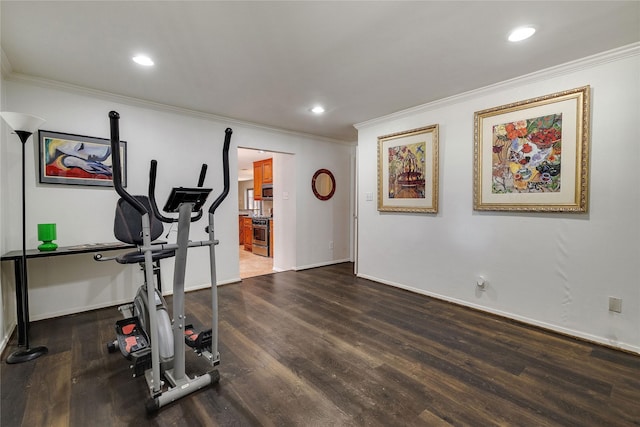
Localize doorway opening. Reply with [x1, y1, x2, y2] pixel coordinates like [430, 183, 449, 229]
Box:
[237, 147, 296, 279]
[238, 147, 274, 279]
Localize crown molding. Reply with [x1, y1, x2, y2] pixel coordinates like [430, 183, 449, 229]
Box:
[3, 72, 354, 146]
[355, 42, 640, 131]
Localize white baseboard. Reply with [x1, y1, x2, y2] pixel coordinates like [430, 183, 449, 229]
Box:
[0, 320, 16, 357]
[29, 280, 240, 322]
[357, 273, 640, 355]
[294, 258, 351, 271]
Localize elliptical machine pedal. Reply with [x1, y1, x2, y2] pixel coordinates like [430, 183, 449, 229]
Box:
[184, 325, 214, 354]
[115, 317, 150, 356]
[114, 317, 152, 377]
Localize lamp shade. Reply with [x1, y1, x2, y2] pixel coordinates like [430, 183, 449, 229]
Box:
[37, 223, 57, 241]
[0, 112, 46, 133]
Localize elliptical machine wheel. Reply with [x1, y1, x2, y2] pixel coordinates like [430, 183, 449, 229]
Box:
[209, 369, 221, 385]
[145, 397, 160, 416]
[107, 341, 118, 353]
[133, 286, 174, 364]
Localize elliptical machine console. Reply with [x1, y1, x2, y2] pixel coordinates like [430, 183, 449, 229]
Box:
[96, 111, 232, 414]
[163, 187, 212, 213]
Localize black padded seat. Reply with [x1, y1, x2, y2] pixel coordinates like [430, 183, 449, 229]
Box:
[115, 249, 176, 265]
[113, 195, 175, 265]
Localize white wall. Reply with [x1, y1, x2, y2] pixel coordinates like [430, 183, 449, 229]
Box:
[293, 141, 352, 270]
[0, 12, 14, 351]
[273, 152, 297, 271]
[0, 77, 354, 345]
[355, 45, 640, 354]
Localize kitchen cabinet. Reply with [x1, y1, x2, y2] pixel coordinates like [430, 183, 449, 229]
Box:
[253, 158, 273, 200]
[269, 219, 274, 258]
[239, 216, 244, 245]
[262, 159, 273, 184]
[253, 162, 263, 200]
[243, 216, 253, 251]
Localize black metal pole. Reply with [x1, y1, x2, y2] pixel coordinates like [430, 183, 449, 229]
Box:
[6, 130, 48, 364]
[21, 132, 27, 345]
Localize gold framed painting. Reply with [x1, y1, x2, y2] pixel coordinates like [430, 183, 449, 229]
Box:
[474, 86, 590, 212]
[378, 124, 439, 213]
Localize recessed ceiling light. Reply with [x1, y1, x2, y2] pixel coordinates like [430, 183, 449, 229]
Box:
[508, 26, 536, 42]
[311, 106, 325, 114]
[132, 55, 154, 66]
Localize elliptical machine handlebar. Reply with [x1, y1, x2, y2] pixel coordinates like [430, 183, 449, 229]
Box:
[209, 128, 232, 215]
[148, 160, 209, 223]
[110, 110, 231, 219]
[197, 164, 208, 187]
[109, 111, 147, 215]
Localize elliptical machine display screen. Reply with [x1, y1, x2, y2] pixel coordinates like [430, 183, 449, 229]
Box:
[163, 187, 212, 213]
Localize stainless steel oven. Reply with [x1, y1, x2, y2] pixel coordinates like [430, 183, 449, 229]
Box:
[252, 217, 270, 257]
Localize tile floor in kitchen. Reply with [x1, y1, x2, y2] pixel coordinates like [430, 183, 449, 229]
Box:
[239, 245, 274, 278]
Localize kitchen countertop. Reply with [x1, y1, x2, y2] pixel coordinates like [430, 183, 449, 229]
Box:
[239, 212, 273, 219]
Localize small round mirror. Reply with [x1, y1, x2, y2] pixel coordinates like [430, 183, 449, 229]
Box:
[312, 169, 335, 201]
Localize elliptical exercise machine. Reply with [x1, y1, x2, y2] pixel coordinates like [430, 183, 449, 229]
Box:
[96, 111, 232, 413]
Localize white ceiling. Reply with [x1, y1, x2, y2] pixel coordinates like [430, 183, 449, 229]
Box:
[1, 1, 639, 144]
[237, 147, 273, 181]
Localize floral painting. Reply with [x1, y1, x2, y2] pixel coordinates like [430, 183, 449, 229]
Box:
[474, 86, 590, 212]
[378, 124, 439, 213]
[387, 142, 426, 199]
[492, 114, 562, 194]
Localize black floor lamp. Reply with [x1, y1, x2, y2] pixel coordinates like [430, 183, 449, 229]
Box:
[1, 111, 48, 364]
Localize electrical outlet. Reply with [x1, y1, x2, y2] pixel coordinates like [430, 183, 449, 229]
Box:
[329, 241, 334, 250]
[608, 297, 622, 313]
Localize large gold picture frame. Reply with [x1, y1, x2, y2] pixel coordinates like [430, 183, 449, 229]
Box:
[378, 124, 439, 213]
[474, 86, 590, 212]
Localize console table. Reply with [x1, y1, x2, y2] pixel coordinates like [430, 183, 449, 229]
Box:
[1, 242, 134, 347]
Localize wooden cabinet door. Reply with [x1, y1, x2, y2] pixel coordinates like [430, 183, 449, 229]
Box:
[262, 159, 273, 184]
[243, 217, 252, 251]
[269, 219, 274, 258]
[253, 161, 263, 200]
[239, 216, 244, 245]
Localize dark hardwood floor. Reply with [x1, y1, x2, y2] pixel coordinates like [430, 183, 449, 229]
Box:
[2, 262, 639, 426]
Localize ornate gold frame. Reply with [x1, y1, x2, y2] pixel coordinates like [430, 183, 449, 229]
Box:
[474, 86, 590, 212]
[377, 124, 439, 213]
